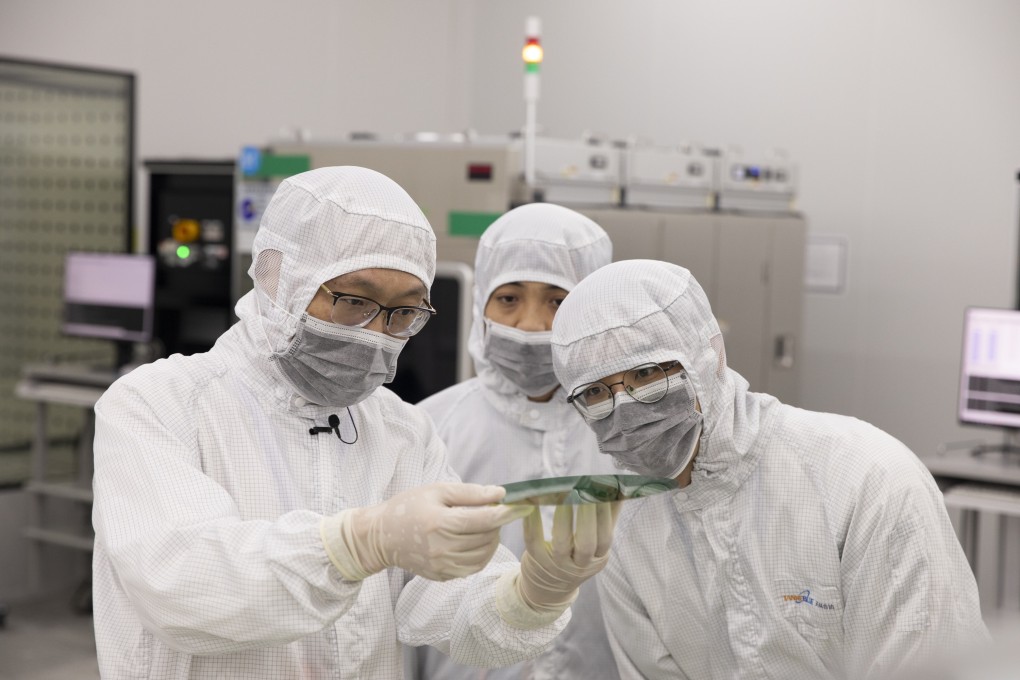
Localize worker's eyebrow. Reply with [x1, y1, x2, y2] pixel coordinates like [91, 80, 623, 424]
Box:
[331, 273, 426, 300]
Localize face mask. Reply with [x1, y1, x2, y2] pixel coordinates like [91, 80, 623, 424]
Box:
[482, 320, 560, 398]
[271, 314, 405, 407]
[588, 373, 703, 479]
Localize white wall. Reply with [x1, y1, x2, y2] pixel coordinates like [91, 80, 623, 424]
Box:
[2, 0, 1019, 457]
[464, 0, 1020, 457]
[0, 0, 474, 243]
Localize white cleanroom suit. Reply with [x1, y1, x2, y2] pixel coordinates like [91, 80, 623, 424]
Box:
[549, 259, 989, 680]
[91, 167, 568, 679]
[415, 203, 621, 680]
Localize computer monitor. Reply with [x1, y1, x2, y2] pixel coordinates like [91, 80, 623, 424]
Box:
[387, 261, 474, 404]
[62, 252, 156, 343]
[958, 307, 1020, 431]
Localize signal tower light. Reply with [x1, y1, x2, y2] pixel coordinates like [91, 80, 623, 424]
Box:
[523, 16, 542, 191]
[523, 38, 543, 71]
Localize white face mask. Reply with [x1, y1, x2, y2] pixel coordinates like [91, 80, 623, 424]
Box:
[588, 373, 703, 479]
[482, 319, 560, 398]
[271, 314, 405, 407]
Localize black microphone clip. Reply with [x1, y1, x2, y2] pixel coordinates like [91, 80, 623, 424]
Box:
[309, 414, 343, 438]
[308, 410, 358, 445]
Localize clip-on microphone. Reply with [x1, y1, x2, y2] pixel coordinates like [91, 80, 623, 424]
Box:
[308, 413, 342, 436]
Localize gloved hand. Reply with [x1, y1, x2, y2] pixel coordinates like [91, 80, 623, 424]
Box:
[330, 482, 532, 582]
[516, 502, 620, 614]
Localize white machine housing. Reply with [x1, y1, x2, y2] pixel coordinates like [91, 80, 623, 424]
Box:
[237, 136, 806, 405]
[624, 144, 717, 210]
[530, 137, 622, 206]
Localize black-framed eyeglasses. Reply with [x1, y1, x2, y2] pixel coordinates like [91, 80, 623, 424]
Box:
[567, 361, 684, 420]
[320, 285, 437, 338]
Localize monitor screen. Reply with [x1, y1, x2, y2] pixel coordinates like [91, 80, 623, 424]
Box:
[62, 252, 156, 342]
[959, 307, 1020, 429]
[387, 261, 474, 404]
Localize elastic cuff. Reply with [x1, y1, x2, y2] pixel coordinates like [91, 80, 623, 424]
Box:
[494, 567, 574, 630]
[320, 510, 372, 582]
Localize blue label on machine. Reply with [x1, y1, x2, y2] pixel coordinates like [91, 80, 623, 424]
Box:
[239, 146, 262, 176]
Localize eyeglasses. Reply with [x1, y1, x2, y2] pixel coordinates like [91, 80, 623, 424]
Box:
[567, 361, 684, 420]
[320, 285, 437, 338]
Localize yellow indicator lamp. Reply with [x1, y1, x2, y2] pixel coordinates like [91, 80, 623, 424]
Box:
[523, 38, 543, 71]
[172, 218, 201, 243]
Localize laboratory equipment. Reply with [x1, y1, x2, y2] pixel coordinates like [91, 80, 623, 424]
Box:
[17, 250, 147, 602]
[957, 307, 1020, 454]
[530, 137, 622, 206]
[501, 474, 678, 506]
[15, 366, 104, 593]
[624, 144, 717, 209]
[255, 137, 523, 269]
[145, 160, 235, 356]
[938, 306, 1020, 615]
[62, 251, 155, 345]
[238, 137, 805, 405]
[717, 149, 797, 212]
[941, 481, 1020, 615]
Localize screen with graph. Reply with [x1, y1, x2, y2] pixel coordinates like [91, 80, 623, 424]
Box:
[959, 307, 1020, 430]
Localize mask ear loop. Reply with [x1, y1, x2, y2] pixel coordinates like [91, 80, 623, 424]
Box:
[255, 286, 312, 356]
[253, 286, 281, 355]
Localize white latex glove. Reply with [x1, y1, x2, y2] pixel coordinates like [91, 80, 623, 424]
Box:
[517, 502, 620, 613]
[324, 482, 532, 582]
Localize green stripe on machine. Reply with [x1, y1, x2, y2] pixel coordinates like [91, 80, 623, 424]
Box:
[448, 211, 503, 236]
[253, 155, 311, 178]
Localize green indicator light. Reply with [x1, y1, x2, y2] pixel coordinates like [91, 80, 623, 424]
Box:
[176, 245, 191, 259]
[525, 62, 540, 73]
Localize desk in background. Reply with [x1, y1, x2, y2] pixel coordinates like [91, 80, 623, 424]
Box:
[923, 450, 1020, 617]
[14, 364, 114, 594]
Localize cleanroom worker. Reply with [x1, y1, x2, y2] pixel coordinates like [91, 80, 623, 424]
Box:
[414, 203, 622, 680]
[548, 259, 989, 679]
[90, 167, 617, 679]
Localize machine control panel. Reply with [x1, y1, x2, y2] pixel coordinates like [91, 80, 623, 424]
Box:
[718, 151, 797, 211]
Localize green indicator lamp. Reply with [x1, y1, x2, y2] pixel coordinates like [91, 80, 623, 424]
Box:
[176, 245, 191, 259]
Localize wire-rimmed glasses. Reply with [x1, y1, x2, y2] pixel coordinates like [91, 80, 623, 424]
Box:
[320, 284, 436, 338]
[567, 361, 683, 420]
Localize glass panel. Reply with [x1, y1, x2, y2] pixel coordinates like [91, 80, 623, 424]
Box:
[501, 474, 678, 506]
